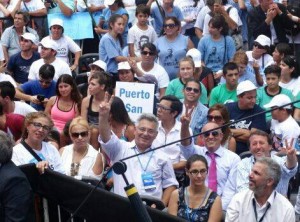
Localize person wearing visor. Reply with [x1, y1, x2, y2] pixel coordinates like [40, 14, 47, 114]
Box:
[42, 18, 81, 71]
[28, 38, 71, 81]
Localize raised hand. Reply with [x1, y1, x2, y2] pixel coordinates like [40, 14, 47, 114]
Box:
[285, 138, 296, 157]
[180, 103, 194, 127]
[99, 92, 114, 118]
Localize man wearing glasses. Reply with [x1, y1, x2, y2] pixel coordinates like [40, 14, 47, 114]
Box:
[98, 95, 178, 208]
[16, 64, 56, 110]
[180, 119, 240, 211]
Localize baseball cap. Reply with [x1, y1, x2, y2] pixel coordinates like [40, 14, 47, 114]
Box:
[117, 62, 131, 71]
[254, 35, 271, 47]
[104, 0, 115, 6]
[50, 18, 63, 28]
[186, 48, 201, 68]
[236, 80, 257, 96]
[89, 60, 107, 72]
[40, 38, 58, 51]
[136, 74, 158, 85]
[264, 94, 292, 109]
[21, 33, 38, 45]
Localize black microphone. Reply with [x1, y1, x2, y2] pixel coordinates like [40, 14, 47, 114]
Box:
[113, 161, 152, 222]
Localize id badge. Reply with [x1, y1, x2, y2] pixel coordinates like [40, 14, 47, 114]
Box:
[141, 172, 156, 191]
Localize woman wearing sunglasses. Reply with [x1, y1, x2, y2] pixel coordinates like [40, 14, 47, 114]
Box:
[197, 104, 236, 152]
[166, 56, 208, 105]
[12, 112, 65, 174]
[168, 154, 222, 221]
[155, 16, 194, 81]
[59, 117, 104, 178]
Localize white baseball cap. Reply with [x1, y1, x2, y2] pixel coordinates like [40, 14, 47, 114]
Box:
[89, 60, 107, 72]
[117, 61, 131, 70]
[186, 48, 201, 68]
[40, 38, 58, 51]
[236, 80, 257, 96]
[254, 35, 271, 47]
[50, 18, 63, 28]
[104, 0, 115, 6]
[264, 94, 292, 109]
[21, 33, 38, 45]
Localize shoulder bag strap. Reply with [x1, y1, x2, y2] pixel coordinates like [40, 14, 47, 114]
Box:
[21, 140, 43, 162]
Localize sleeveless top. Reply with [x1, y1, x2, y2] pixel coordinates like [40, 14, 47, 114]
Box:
[177, 187, 218, 222]
[87, 96, 99, 126]
[51, 97, 76, 133]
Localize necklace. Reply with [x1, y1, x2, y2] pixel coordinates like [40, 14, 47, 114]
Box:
[70, 145, 88, 176]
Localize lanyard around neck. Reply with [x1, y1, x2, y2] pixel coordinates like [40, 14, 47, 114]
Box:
[252, 192, 276, 222]
[134, 147, 154, 172]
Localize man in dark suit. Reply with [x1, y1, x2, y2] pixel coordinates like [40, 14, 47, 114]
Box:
[0, 131, 32, 222]
[248, 0, 292, 46]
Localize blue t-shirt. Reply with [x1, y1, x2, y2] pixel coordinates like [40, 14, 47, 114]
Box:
[99, 33, 123, 74]
[151, 4, 183, 35]
[20, 80, 56, 111]
[225, 102, 267, 154]
[155, 34, 188, 80]
[7, 51, 40, 84]
[198, 35, 236, 72]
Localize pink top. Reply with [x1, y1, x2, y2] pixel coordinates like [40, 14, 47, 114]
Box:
[51, 97, 76, 133]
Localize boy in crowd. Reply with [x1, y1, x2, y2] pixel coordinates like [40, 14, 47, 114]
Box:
[128, 4, 157, 58]
[257, 65, 294, 121]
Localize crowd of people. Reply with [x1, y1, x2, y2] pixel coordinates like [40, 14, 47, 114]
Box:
[1, 0, 300, 221]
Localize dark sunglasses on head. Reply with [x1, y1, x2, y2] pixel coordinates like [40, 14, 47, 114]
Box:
[253, 42, 265, 50]
[203, 131, 220, 138]
[141, 51, 155, 56]
[185, 86, 200, 93]
[71, 131, 89, 138]
[207, 115, 223, 122]
[163, 24, 176, 29]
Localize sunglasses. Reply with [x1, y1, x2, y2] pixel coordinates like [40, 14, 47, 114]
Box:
[163, 24, 177, 29]
[253, 43, 265, 50]
[31, 122, 52, 131]
[71, 131, 89, 138]
[189, 169, 207, 176]
[207, 115, 223, 122]
[141, 51, 155, 56]
[185, 87, 200, 93]
[203, 131, 220, 138]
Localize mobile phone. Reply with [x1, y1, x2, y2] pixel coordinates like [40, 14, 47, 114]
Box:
[37, 94, 45, 102]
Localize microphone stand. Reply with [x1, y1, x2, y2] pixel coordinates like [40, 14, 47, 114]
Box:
[113, 161, 152, 222]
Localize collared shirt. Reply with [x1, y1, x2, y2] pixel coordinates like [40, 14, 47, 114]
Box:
[226, 190, 295, 222]
[236, 154, 297, 196]
[99, 133, 178, 199]
[180, 143, 241, 210]
[152, 121, 188, 167]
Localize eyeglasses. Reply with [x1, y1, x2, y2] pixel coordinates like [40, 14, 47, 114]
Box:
[189, 169, 207, 176]
[156, 103, 172, 111]
[203, 131, 220, 138]
[31, 122, 52, 131]
[185, 87, 200, 93]
[141, 51, 155, 56]
[163, 24, 177, 29]
[207, 115, 223, 122]
[39, 79, 52, 85]
[137, 127, 157, 136]
[71, 131, 89, 138]
[253, 43, 265, 50]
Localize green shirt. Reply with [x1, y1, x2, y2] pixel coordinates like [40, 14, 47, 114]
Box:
[209, 84, 237, 107]
[257, 86, 294, 121]
[165, 78, 208, 105]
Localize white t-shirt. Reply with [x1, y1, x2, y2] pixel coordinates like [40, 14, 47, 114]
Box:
[12, 141, 65, 174]
[271, 115, 300, 149]
[136, 61, 169, 98]
[61, 144, 103, 179]
[202, 4, 242, 36]
[20, 0, 45, 12]
[279, 77, 300, 96]
[28, 58, 72, 81]
[127, 24, 157, 57]
[0, 73, 17, 86]
[77, 0, 104, 11]
[194, 6, 211, 30]
[14, 101, 37, 116]
[42, 35, 81, 64]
